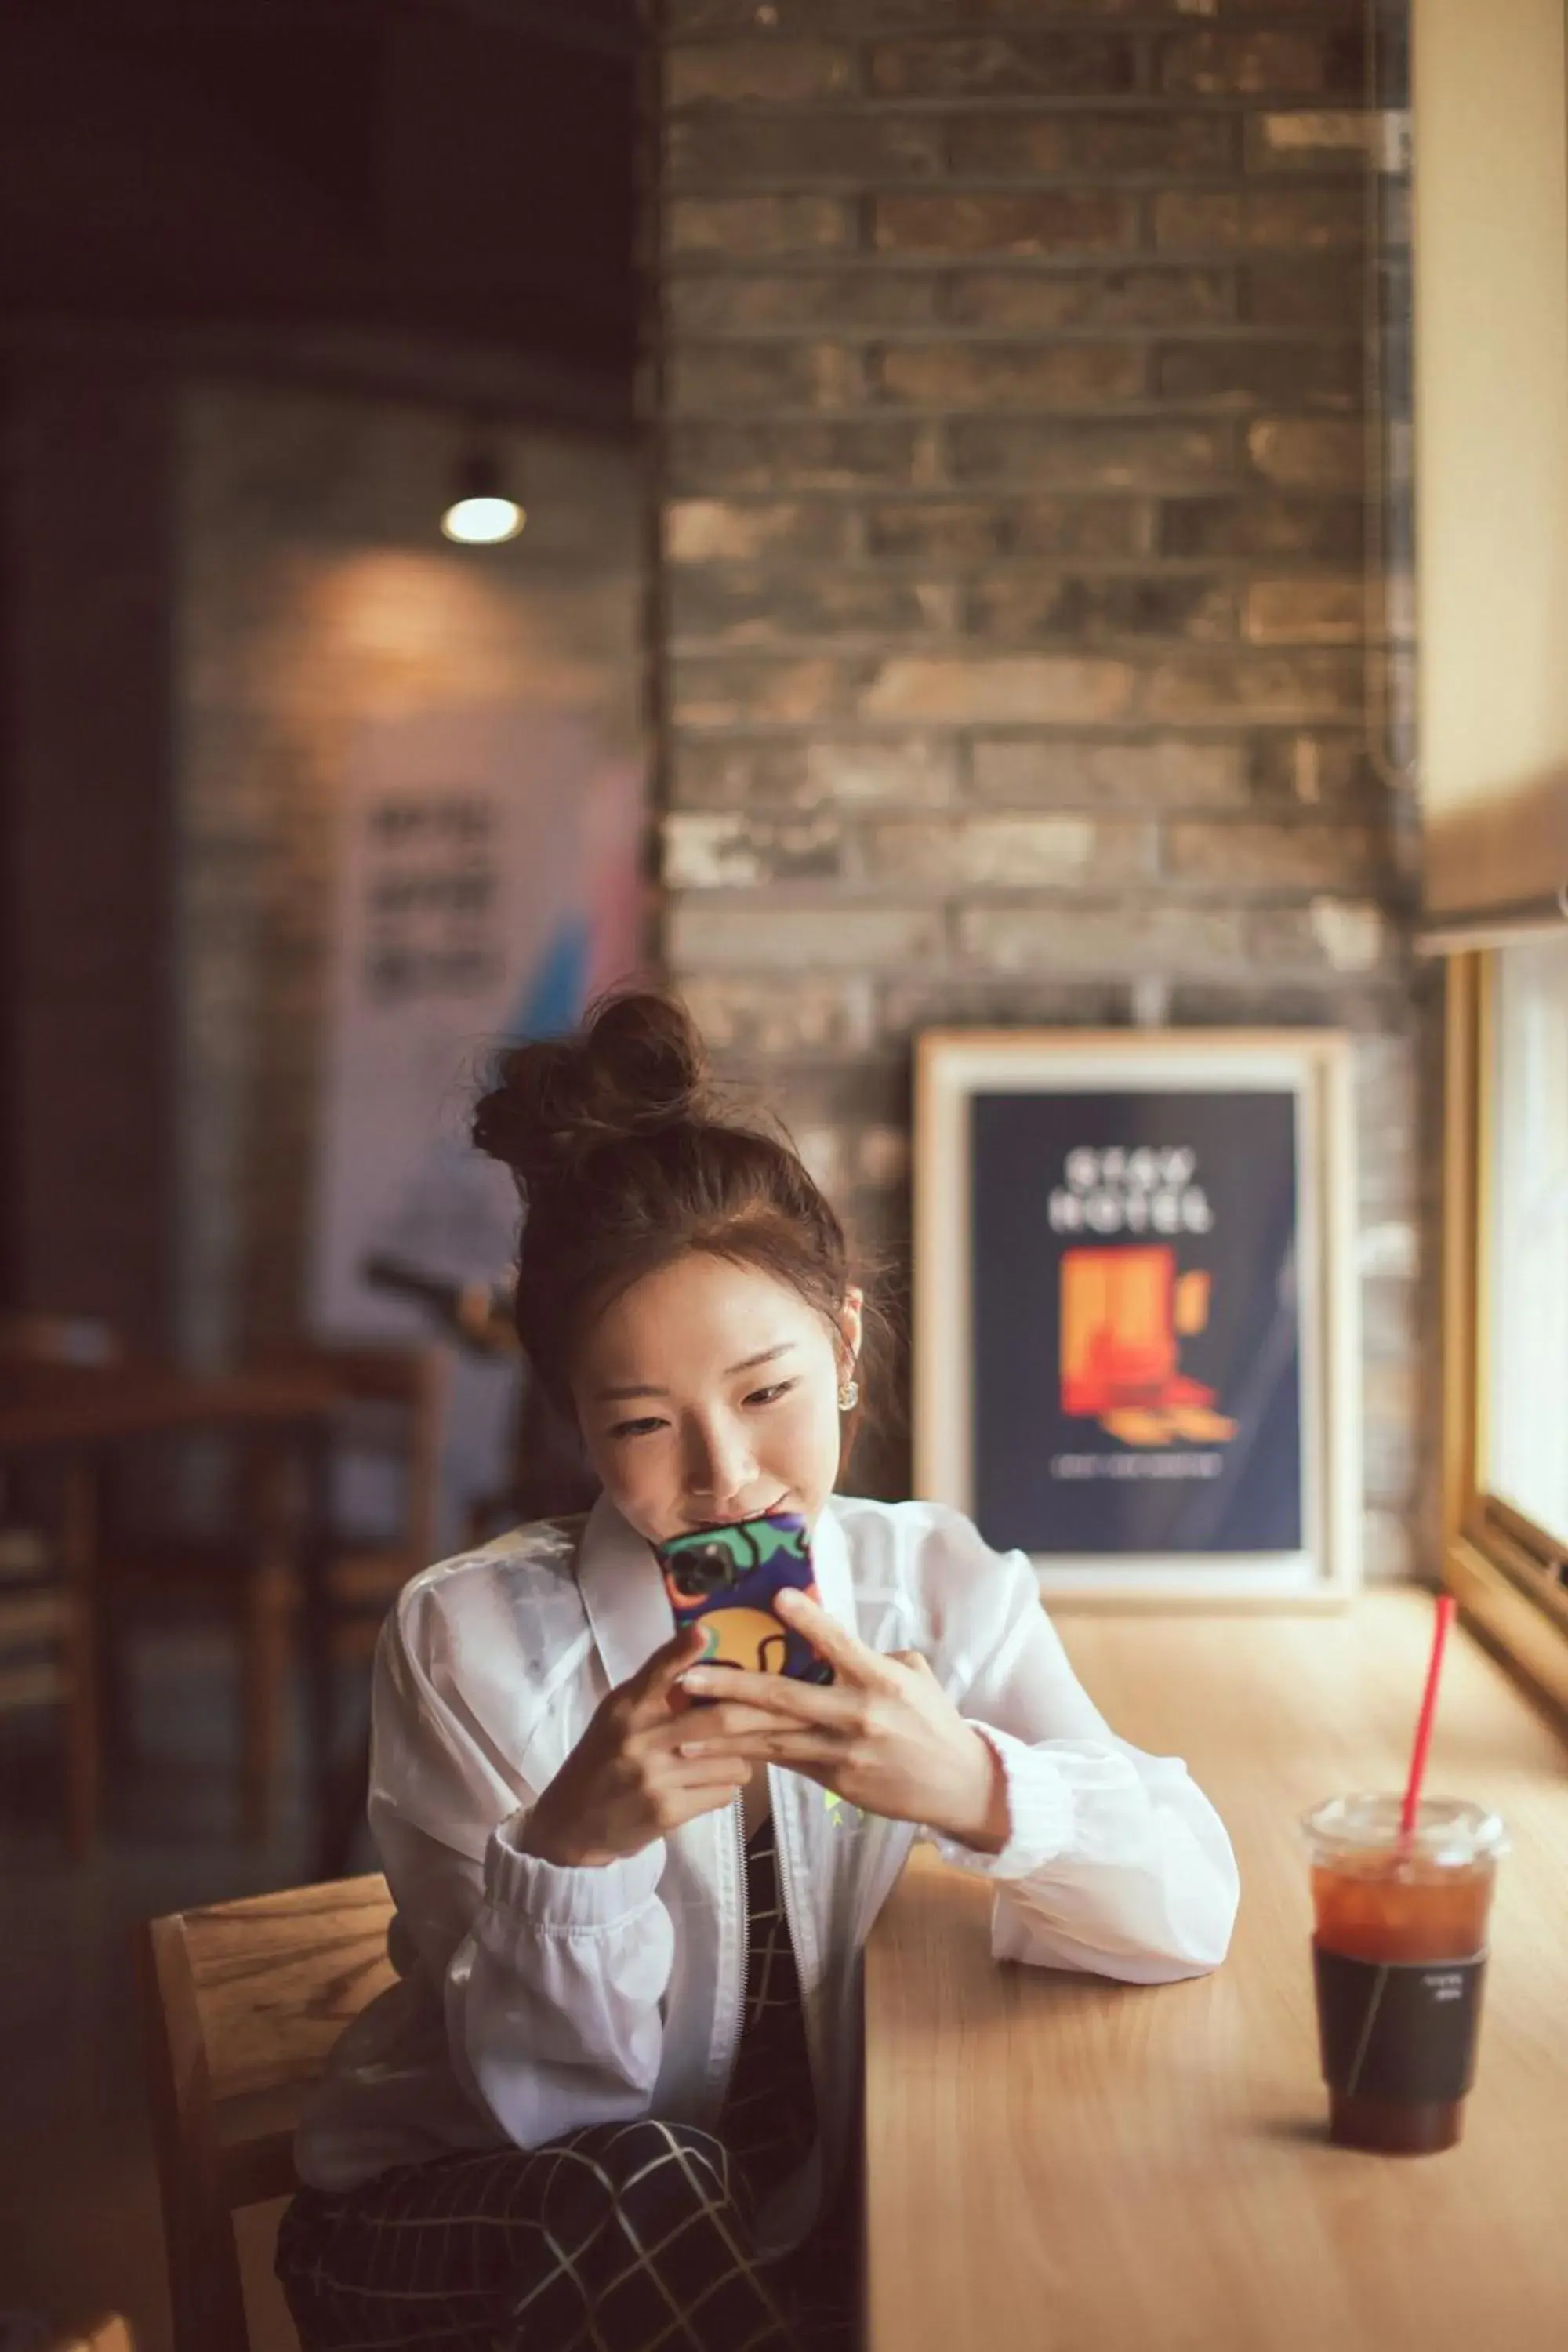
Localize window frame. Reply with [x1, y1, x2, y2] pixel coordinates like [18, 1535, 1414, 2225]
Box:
[1443, 951, 1568, 1715]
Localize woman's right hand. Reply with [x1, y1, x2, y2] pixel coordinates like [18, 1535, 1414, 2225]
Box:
[515, 1626, 773, 1867]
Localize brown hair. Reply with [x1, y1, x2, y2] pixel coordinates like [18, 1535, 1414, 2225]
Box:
[473, 992, 877, 1464]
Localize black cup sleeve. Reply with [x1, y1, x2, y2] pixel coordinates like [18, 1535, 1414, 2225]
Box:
[1313, 1943, 1486, 2105]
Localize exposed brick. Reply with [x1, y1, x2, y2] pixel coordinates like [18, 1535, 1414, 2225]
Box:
[1152, 191, 1243, 252]
[970, 736, 1247, 810]
[1159, 28, 1363, 98]
[671, 655, 849, 726]
[965, 574, 1235, 644]
[1244, 577, 1368, 644]
[870, 35, 1138, 100]
[663, 811, 844, 887]
[1155, 339, 1359, 408]
[1153, 187, 1363, 252]
[1142, 651, 1363, 721]
[859, 814, 1151, 888]
[668, 899, 946, 971]
[654, 0, 1417, 1527]
[667, 420, 920, 491]
[873, 191, 1135, 259]
[864, 497, 1143, 564]
[670, 732, 958, 815]
[949, 417, 1233, 491]
[675, 974, 874, 1061]
[670, 0, 1224, 24]
[669, 568, 946, 644]
[873, 341, 1145, 408]
[1363, 1509, 1416, 1583]
[805, 736, 959, 806]
[663, 499, 852, 563]
[1247, 732, 1379, 808]
[1247, 111, 1381, 173]
[946, 110, 1236, 178]
[956, 899, 1251, 975]
[1163, 818, 1382, 890]
[668, 340, 861, 413]
[1243, 256, 1364, 331]
[1159, 494, 1363, 561]
[669, 738, 813, 808]
[1248, 187, 1366, 252]
[1247, 416, 1363, 489]
[877, 976, 1130, 1039]
[860, 654, 1134, 723]
[667, 111, 943, 185]
[666, 43, 855, 105]
[1247, 898, 1395, 974]
[943, 266, 1233, 332]
[666, 270, 942, 333]
[666, 195, 852, 257]
[1167, 979, 1406, 1032]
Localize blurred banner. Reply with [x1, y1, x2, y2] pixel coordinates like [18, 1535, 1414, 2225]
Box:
[311, 702, 644, 1547]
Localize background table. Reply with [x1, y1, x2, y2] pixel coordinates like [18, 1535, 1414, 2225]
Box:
[863, 1592, 1568, 2351]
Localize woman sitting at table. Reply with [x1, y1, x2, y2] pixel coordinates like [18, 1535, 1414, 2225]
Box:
[277, 990, 1240, 2352]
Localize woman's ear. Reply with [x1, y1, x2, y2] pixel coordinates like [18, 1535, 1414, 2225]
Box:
[837, 1284, 865, 1371]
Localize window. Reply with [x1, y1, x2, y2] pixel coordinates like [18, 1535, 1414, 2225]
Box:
[1444, 944, 1568, 1717]
[1487, 936, 1568, 1551]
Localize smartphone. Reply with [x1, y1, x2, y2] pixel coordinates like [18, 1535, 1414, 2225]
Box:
[653, 1511, 835, 1699]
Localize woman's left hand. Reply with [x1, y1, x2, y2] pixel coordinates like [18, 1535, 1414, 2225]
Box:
[674, 1589, 1011, 1851]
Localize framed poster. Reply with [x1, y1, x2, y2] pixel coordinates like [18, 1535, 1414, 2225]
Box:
[913, 1030, 1360, 1608]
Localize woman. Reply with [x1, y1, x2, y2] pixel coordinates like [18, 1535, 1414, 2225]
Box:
[277, 992, 1240, 2352]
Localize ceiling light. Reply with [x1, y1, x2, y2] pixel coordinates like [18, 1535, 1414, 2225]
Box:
[441, 451, 524, 545]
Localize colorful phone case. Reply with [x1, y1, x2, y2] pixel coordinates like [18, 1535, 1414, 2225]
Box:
[653, 1511, 835, 1692]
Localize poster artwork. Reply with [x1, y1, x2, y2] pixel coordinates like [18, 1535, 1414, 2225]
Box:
[971, 1091, 1305, 1560]
[312, 704, 645, 1546]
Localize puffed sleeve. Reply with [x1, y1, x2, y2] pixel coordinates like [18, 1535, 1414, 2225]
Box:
[913, 1510, 1240, 1982]
[365, 1572, 677, 2147]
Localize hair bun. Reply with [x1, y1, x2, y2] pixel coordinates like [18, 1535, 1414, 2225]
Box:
[473, 990, 710, 1193]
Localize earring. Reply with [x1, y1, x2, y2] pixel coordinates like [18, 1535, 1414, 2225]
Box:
[837, 1377, 859, 1412]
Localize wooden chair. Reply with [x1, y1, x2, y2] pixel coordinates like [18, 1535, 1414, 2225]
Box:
[102, 1341, 447, 1844]
[0, 1314, 122, 1853]
[138, 1872, 396, 2352]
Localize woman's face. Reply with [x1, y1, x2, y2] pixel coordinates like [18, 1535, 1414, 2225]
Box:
[569, 1250, 862, 1549]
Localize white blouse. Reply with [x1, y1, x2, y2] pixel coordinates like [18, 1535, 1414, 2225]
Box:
[296, 1492, 1241, 2221]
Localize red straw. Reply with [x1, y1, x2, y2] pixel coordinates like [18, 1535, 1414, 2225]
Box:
[1400, 1592, 1457, 1838]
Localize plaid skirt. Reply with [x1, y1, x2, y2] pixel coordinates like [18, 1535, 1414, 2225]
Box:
[275, 1815, 860, 2352]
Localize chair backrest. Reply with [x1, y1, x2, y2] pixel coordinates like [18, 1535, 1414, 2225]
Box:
[266, 1341, 448, 1567]
[137, 1873, 397, 2352]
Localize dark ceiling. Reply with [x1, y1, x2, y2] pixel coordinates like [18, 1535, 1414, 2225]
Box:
[0, 0, 644, 419]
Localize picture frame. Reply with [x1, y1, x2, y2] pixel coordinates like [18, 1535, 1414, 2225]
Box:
[913, 1029, 1361, 1610]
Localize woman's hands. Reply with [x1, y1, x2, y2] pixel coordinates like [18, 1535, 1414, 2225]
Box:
[517, 1624, 814, 1868]
[676, 1591, 1012, 1853]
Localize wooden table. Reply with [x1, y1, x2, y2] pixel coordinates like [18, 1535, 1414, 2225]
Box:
[0, 1365, 341, 1848]
[863, 1592, 1568, 2351]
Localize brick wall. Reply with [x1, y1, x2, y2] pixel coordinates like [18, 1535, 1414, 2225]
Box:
[653, 0, 1427, 1570]
[176, 383, 643, 1367]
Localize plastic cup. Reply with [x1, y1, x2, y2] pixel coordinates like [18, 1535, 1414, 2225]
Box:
[1302, 1793, 1508, 2154]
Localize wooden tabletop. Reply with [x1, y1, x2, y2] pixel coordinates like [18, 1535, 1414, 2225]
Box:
[862, 1590, 1568, 2352]
[0, 1363, 343, 1454]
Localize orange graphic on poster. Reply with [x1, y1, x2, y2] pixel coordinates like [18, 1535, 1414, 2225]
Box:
[1059, 1244, 1237, 1446]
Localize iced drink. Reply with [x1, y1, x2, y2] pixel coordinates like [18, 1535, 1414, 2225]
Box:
[1304, 1794, 1507, 2154]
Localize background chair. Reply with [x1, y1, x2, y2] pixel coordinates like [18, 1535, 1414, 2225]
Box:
[137, 1872, 396, 2352]
[100, 1340, 447, 1845]
[0, 1314, 122, 1853]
